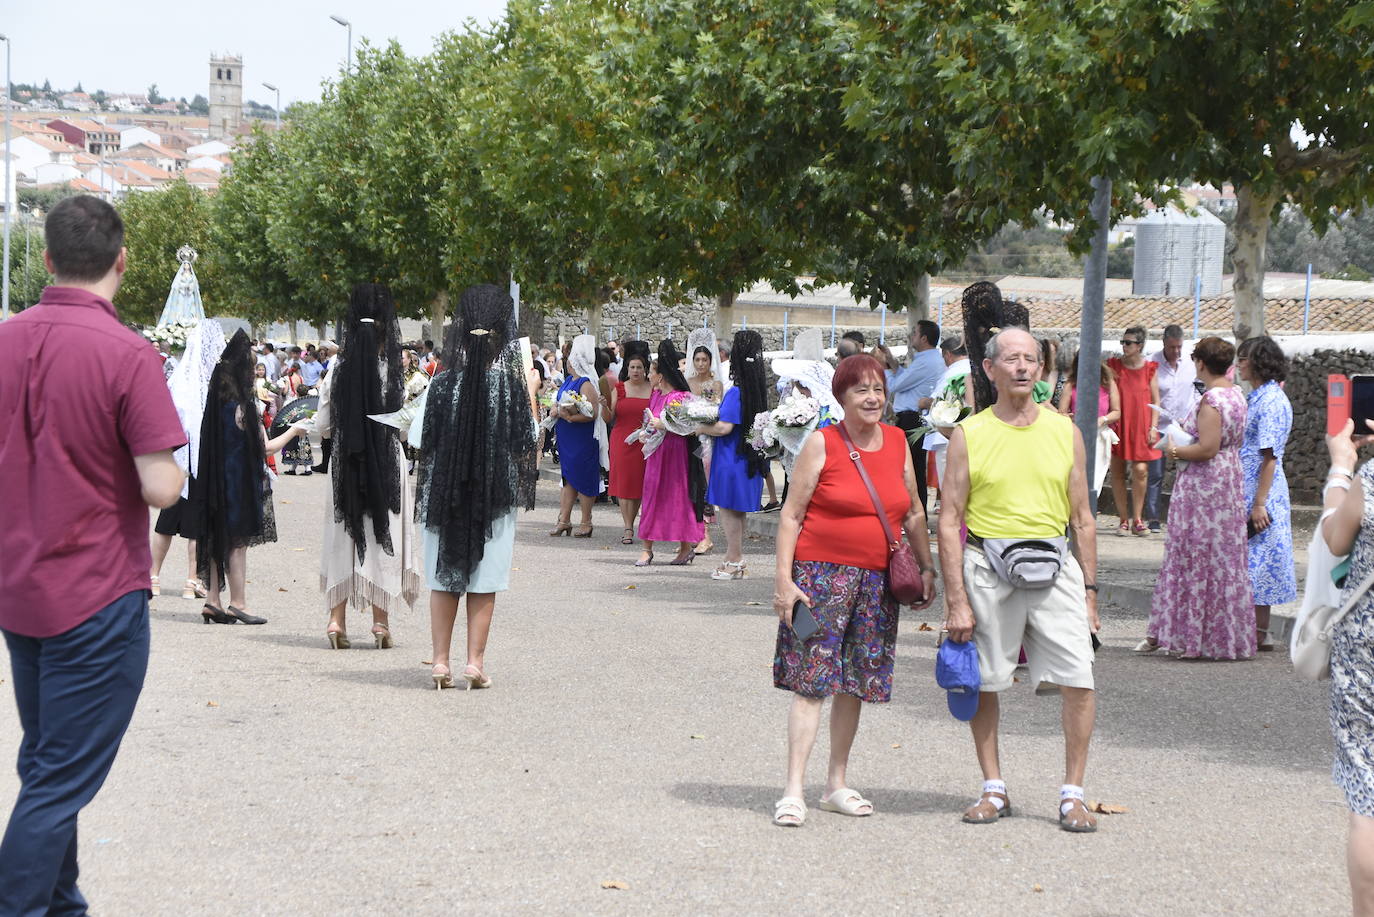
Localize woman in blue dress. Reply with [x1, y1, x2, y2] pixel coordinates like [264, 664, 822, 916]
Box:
[1237, 336, 1296, 651]
[699, 330, 770, 580]
[551, 334, 607, 538]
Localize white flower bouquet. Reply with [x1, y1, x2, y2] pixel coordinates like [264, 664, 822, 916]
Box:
[747, 410, 781, 457]
[907, 392, 972, 444]
[539, 390, 594, 432]
[142, 320, 197, 352]
[685, 398, 720, 425]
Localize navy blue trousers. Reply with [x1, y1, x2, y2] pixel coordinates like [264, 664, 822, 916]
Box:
[0, 591, 149, 917]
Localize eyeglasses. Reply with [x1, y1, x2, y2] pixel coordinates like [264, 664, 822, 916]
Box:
[1120, 339, 1142, 346]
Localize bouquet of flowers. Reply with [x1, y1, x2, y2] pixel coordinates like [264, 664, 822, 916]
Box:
[747, 411, 781, 457]
[625, 407, 665, 458]
[539, 390, 594, 432]
[142, 320, 197, 352]
[660, 393, 700, 437]
[685, 398, 720, 425]
[907, 377, 972, 444]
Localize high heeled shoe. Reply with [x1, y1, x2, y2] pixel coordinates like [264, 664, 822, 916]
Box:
[572, 523, 594, 538]
[182, 579, 208, 600]
[710, 560, 747, 581]
[150, 575, 161, 597]
[371, 623, 393, 649]
[226, 605, 267, 625]
[201, 604, 235, 624]
[669, 549, 696, 566]
[462, 665, 492, 690]
[549, 520, 572, 536]
[327, 627, 350, 649]
[634, 552, 654, 567]
[432, 664, 455, 690]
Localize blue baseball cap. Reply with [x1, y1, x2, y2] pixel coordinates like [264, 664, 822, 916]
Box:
[936, 639, 981, 721]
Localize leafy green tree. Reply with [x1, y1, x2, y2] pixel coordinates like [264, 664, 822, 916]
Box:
[213, 129, 318, 325]
[6, 225, 50, 311]
[116, 180, 222, 324]
[190, 94, 209, 115]
[146, 83, 164, 105]
[881, 0, 1374, 338]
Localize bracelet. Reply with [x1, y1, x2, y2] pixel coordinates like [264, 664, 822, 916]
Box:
[1329, 467, 1355, 479]
[1084, 583, 1099, 592]
[1325, 480, 1352, 498]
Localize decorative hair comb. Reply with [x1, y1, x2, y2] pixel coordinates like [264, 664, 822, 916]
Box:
[470, 328, 491, 336]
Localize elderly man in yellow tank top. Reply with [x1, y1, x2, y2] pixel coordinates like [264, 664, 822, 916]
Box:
[939, 327, 1101, 833]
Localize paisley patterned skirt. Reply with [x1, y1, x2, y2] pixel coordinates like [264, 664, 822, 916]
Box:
[773, 560, 899, 703]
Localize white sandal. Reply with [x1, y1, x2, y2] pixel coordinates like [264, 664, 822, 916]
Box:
[1133, 638, 1163, 654]
[819, 787, 873, 817]
[774, 796, 807, 827]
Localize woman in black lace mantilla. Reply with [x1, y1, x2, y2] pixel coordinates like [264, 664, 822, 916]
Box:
[413, 284, 538, 689]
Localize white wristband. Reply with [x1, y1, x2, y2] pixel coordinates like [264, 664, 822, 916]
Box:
[1330, 466, 1355, 479]
[1325, 480, 1351, 499]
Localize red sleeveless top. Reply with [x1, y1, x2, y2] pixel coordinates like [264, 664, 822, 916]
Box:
[794, 423, 911, 572]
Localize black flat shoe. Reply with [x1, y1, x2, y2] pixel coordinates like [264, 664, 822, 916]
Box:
[226, 606, 268, 625]
[201, 604, 235, 625]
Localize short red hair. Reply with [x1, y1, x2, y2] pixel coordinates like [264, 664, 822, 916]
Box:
[832, 353, 888, 402]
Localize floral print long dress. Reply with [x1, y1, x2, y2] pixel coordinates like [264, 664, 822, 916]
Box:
[1330, 462, 1374, 816]
[1242, 381, 1298, 605]
[1148, 386, 1255, 659]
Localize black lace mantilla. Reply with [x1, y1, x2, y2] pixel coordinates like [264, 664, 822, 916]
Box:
[416, 285, 538, 594]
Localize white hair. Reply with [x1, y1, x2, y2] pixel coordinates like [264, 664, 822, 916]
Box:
[984, 326, 1039, 362]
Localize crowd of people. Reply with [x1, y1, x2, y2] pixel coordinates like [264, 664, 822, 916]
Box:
[6, 196, 1374, 914]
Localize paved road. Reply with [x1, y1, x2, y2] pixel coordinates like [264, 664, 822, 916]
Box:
[0, 474, 1350, 915]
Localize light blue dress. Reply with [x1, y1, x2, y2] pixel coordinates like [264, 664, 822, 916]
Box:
[1241, 381, 1297, 604]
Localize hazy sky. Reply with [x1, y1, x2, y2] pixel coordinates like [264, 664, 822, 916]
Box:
[4, 0, 509, 107]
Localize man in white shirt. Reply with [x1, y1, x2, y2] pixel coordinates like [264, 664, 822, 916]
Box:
[256, 342, 281, 381]
[1146, 324, 1198, 531]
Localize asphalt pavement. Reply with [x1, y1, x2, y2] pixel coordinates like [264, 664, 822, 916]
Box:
[0, 471, 1351, 916]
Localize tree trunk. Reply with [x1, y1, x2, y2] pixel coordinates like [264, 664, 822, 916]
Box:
[429, 290, 448, 349]
[905, 274, 931, 335]
[585, 299, 604, 339]
[714, 291, 736, 343]
[1231, 184, 1280, 342]
[286, 321, 298, 346]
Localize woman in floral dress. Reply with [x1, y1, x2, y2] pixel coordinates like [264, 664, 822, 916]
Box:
[1140, 337, 1254, 659]
[1238, 336, 1297, 651]
[1320, 416, 1374, 912]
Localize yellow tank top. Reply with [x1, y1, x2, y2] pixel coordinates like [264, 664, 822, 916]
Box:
[962, 405, 1074, 538]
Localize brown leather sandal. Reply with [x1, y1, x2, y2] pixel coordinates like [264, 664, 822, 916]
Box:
[1059, 797, 1098, 833]
[962, 791, 1011, 824]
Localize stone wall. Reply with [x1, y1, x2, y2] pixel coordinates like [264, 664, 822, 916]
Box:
[1284, 348, 1374, 500]
[539, 295, 880, 354]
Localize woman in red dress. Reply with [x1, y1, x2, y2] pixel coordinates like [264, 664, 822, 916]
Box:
[609, 344, 653, 545]
[1107, 325, 1162, 536]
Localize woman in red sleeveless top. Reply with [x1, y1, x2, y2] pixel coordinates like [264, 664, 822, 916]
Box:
[769, 354, 938, 827]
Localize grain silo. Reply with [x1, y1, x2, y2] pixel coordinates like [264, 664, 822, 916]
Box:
[1132, 207, 1226, 296]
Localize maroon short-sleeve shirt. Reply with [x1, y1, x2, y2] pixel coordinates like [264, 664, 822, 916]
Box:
[0, 286, 186, 638]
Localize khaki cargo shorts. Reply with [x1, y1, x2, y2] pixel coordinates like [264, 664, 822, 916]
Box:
[963, 545, 1095, 693]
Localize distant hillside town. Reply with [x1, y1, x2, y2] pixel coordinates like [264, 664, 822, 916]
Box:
[3, 54, 274, 199]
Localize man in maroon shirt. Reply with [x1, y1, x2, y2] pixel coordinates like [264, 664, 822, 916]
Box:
[0, 196, 186, 915]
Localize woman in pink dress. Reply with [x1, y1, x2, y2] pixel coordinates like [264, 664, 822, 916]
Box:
[636, 342, 705, 566]
[1140, 336, 1254, 660]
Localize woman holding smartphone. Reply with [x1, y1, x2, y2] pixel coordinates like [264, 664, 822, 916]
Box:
[770, 354, 937, 827]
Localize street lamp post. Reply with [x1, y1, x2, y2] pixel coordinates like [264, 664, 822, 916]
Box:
[329, 16, 353, 73]
[261, 81, 281, 130]
[2, 33, 12, 321]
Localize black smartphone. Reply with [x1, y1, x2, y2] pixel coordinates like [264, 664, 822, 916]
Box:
[1352, 375, 1374, 435]
[791, 600, 819, 642]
